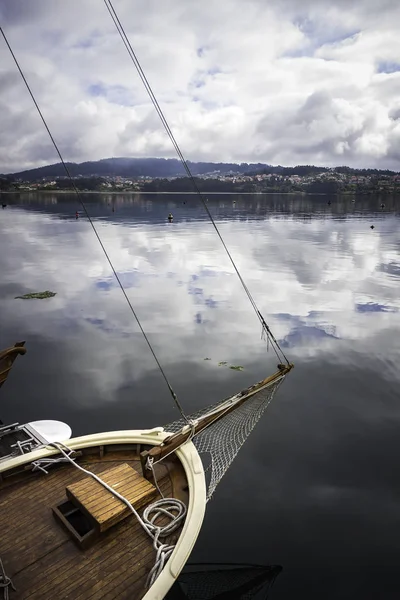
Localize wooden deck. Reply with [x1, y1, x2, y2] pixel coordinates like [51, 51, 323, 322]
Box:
[0, 444, 189, 599]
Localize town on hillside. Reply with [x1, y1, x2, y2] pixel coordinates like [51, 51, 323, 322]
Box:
[1, 165, 400, 195]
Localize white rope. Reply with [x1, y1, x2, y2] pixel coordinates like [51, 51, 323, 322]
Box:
[30, 442, 77, 474]
[143, 499, 186, 587]
[143, 456, 186, 586]
[33, 442, 186, 588]
[146, 457, 165, 498]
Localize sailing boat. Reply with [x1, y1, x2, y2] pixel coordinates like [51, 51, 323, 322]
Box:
[0, 341, 26, 390]
[0, 8, 293, 600]
[0, 364, 292, 598]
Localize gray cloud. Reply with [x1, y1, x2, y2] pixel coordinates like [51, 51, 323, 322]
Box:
[1, 0, 400, 172]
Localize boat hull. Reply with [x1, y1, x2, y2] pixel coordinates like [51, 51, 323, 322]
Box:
[0, 428, 206, 600]
[0, 341, 26, 389]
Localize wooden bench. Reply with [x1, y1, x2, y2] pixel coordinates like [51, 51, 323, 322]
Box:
[53, 462, 158, 548]
[66, 463, 157, 533]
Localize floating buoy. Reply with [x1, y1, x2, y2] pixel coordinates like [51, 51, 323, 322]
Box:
[370, 225, 375, 229]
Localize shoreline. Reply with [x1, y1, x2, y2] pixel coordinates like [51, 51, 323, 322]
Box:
[1, 190, 335, 196]
[1, 189, 306, 195]
[1, 189, 396, 197]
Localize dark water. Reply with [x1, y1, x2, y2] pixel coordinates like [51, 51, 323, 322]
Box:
[1, 192, 400, 599]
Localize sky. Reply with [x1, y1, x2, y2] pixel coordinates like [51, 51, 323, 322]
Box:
[1, 0, 400, 173]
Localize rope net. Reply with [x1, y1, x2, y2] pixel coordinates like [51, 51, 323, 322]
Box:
[167, 563, 282, 600]
[165, 377, 284, 501]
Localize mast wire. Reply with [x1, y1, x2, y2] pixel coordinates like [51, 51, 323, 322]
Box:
[0, 25, 189, 422]
[103, 0, 290, 366]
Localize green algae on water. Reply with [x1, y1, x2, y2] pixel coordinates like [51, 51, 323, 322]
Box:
[15, 291, 57, 300]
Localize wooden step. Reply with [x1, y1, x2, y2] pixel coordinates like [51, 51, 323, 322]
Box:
[66, 463, 157, 533]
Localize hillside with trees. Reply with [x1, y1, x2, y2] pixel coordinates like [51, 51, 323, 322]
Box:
[3, 158, 270, 181]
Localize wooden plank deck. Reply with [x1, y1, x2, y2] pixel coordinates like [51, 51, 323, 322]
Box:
[0, 447, 188, 600]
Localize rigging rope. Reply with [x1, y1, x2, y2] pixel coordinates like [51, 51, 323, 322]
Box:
[0, 25, 189, 423]
[103, 0, 290, 366]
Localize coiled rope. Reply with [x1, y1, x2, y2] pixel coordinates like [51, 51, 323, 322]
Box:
[34, 443, 186, 587]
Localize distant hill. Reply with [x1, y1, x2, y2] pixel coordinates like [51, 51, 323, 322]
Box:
[4, 157, 271, 181]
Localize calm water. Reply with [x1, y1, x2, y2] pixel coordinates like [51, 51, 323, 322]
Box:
[1, 192, 400, 598]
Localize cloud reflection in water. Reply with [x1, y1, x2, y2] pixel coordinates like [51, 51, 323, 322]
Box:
[1, 194, 400, 598]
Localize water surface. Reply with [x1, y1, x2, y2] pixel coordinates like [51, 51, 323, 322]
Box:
[1, 192, 400, 598]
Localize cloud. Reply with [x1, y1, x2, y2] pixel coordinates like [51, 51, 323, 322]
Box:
[1, 199, 399, 377]
[1, 0, 400, 171]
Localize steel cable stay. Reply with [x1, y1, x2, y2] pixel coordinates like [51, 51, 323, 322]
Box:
[103, 0, 290, 367]
[1, 7, 290, 428]
[0, 25, 188, 422]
